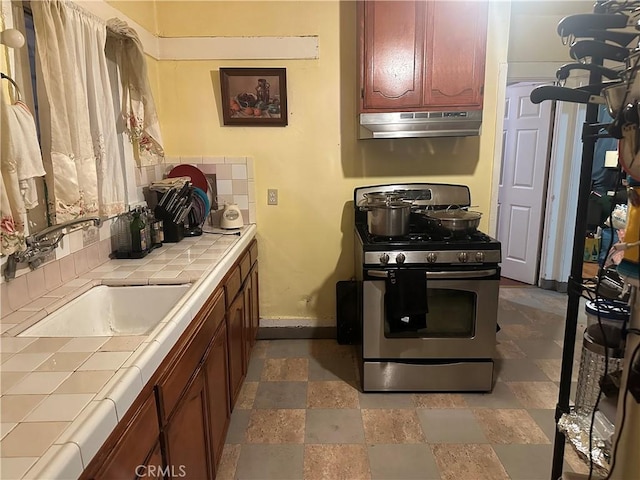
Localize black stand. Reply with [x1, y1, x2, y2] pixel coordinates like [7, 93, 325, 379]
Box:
[551, 116, 600, 480]
[550, 66, 605, 480]
[543, 1, 638, 477]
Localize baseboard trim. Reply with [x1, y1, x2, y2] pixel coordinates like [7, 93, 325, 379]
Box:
[539, 279, 568, 293]
[257, 326, 337, 340]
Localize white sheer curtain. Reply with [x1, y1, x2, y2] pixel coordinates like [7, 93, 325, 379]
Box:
[32, 0, 125, 222]
[106, 18, 164, 168]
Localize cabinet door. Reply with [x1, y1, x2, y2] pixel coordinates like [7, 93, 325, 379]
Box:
[136, 442, 164, 480]
[164, 370, 213, 480]
[243, 274, 253, 366]
[361, 0, 427, 110]
[250, 264, 259, 346]
[423, 1, 487, 109]
[205, 322, 230, 468]
[227, 293, 246, 408]
[82, 394, 161, 480]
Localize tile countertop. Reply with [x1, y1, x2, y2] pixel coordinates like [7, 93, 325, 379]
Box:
[0, 224, 257, 480]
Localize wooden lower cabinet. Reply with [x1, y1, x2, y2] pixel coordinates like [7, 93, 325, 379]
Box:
[243, 269, 253, 365]
[250, 263, 259, 346]
[138, 442, 164, 479]
[205, 322, 230, 467]
[243, 262, 259, 362]
[163, 370, 212, 480]
[80, 393, 161, 480]
[227, 291, 246, 408]
[82, 241, 258, 479]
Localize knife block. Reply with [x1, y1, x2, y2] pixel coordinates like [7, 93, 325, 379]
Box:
[154, 204, 184, 243]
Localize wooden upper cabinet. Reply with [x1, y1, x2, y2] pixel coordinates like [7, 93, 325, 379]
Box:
[362, 1, 426, 110]
[423, 1, 487, 109]
[359, 0, 488, 113]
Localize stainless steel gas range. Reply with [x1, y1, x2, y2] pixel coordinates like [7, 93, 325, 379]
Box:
[354, 183, 501, 392]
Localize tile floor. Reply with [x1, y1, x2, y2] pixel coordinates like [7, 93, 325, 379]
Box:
[217, 286, 592, 480]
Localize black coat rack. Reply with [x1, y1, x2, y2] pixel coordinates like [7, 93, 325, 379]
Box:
[550, 93, 600, 480]
[537, 2, 626, 478]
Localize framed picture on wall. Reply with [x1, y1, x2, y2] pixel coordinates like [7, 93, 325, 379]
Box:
[220, 68, 288, 127]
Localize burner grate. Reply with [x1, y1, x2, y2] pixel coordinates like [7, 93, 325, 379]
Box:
[364, 229, 493, 245]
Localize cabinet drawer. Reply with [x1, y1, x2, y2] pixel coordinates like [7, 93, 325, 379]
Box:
[156, 289, 224, 422]
[225, 265, 242, 305]
[240, 251, 251, 283]
[250, 240, 258, 266]
[203, 283, 226, 334]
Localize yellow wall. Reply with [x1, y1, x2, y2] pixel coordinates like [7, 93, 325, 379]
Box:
[112, 1, 509, 325]
[508, 1, 593, 63]
[107, 0, 158, 34]
[105, 2, 160, 99]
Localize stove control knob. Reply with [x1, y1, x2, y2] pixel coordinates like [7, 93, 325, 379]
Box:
[379, 253, 390, 265]
[458, 252, 469, 263]
[396, 253, 406, 264]
[475, 252, 485, 262]
[426, 252, 438, 263]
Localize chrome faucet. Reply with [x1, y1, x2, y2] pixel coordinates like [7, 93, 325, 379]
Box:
[3, 216, 102, 281]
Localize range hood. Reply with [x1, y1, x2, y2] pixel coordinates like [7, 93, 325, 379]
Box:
[359, 110, 482, 139]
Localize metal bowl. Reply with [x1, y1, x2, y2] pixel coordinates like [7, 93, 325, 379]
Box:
[602, 83, 630, 118]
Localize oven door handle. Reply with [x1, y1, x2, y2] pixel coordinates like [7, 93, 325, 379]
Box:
[366, 269, 497, 279]
[426, 269, 497, 279]
[366, 270, 389, 278]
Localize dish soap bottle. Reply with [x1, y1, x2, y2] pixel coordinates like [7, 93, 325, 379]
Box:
[130, 209, 147, 254]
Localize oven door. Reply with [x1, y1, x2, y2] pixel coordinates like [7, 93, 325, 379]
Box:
[362, 267, 498, 360]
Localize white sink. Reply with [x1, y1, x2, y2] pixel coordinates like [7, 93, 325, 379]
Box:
[19, 284, 191, 337]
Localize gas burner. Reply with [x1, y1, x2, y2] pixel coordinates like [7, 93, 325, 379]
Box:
[358, 224, 495, 246]
[353, 184, 501, 266]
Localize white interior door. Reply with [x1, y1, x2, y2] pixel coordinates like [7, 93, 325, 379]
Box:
[497, 82, 553, 284]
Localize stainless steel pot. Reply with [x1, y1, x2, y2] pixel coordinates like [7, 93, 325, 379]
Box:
[362, 201, 411, 237]
[418, 208, 482, 234]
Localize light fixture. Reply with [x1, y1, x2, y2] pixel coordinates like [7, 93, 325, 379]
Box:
[0, 29, 25, 49]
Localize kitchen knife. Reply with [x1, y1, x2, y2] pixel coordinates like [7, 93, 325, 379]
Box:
[158, 189, 171, 207]
[177, 202, 193, 225]
[556, 63, 622, 82]
[170, 197, 187, 217]
[557, 13, 629, 38]
[570, 40, 630, 63]
[530, 85, 606, 105]
[175, 182, 191, 203]
[164, 188, 179, 213]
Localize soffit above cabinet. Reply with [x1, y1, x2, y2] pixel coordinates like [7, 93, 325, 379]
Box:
[82, 1, 319, 60]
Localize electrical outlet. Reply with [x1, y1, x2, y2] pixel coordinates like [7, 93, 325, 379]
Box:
[268, 189, 278, 205]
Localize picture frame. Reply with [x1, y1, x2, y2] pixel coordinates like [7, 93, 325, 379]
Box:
[220, 68, 288, 127]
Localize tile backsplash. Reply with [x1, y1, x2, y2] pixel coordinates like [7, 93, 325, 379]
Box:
[0, 155, 256, 296]
[162, 156, 256, 226]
